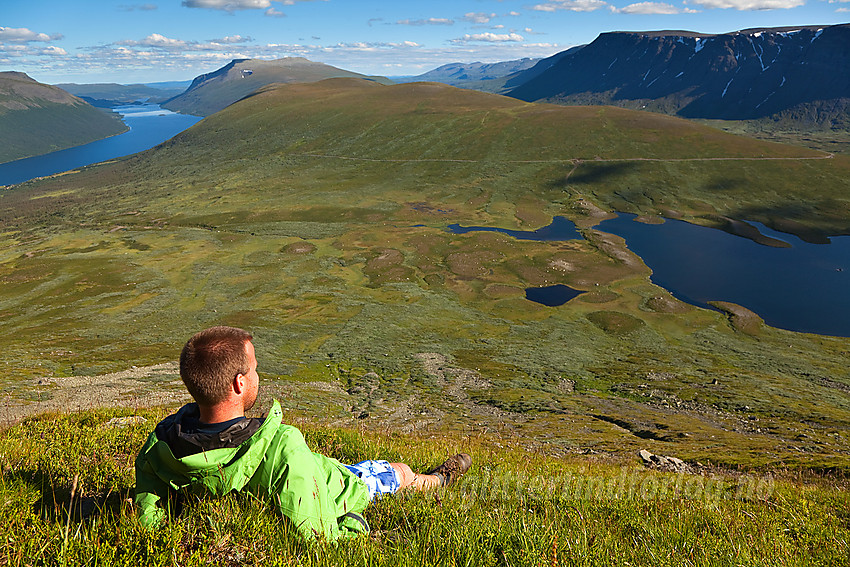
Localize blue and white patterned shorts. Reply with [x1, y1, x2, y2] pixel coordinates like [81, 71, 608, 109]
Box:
[343, 459, 401, 500]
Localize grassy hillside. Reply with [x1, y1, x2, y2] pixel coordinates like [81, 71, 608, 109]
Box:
[1, 79, 848, 472]
[0, 72, 127, 164]
[162, 58, 392, 117]
[0, 407, 846, 566]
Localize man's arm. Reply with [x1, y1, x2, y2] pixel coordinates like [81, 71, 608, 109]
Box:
[252, 426, 353, 541]
[133, 433, 170, 528]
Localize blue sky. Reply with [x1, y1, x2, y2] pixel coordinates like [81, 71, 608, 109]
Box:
[2, 0, 848, 84]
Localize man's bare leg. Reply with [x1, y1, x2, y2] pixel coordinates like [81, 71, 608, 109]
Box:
[391, 454, 473, 490]
[390, 462, 442, 490]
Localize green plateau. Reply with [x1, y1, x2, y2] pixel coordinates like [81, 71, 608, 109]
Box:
[0, 72, 127, 165]
[1, 78, 849, 474]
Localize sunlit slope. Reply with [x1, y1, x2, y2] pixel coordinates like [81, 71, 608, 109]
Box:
[7, 78, 849, 236]
[163, 59, 392, 117]
[1, 79, 849, 469]
[0, 72, 127, 164]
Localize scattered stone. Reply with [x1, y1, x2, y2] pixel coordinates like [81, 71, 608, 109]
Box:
[101, 416, 147, 429]
[557, 378, 575, 393]
[646, 371, 677, 381]
[638, 449, 699, 474]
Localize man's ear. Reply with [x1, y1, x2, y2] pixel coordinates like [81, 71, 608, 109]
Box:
[233, 373, 245, 395]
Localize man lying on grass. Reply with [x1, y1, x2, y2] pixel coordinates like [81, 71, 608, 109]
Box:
[134, 325, 472, 540]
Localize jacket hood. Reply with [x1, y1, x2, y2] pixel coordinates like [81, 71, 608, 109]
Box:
[142, 400, 283, 495]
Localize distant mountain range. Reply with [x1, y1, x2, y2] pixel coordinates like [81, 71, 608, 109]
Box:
[393, 58, 540, 86]
[56, 82, 188, 107]
[162, 57, 392, 117]
[0, 72, 126, 165]
[504, 24, 850, 127]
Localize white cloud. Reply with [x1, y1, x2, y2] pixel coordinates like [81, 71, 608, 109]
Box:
[462, 12, 497, 23]
[120, 33, 189, 50]
[837, 7, 850, 11]
[612, 1, 682, 13]
[0, 27, 62, 43]
[39, 46, 68, 56]
[266, 7, 285, 16]
[451, 32, 525, 44]
[508, 11, 521, 16]
[0, 44, 67, 59]
[208, 35, 253, 44]
[16, 30, 566, 82]
[686, 0, 804, 8]
[396, 18, 454, 25]
[532, 0, 608, 11]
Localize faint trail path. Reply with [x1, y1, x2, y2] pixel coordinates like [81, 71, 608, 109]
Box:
[0, 362, 188, 426]
[291, 152, 834, 165]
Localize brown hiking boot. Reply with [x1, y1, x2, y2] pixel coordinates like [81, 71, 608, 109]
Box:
[425, 453, 472, 486]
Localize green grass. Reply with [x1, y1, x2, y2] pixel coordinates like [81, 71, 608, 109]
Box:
[0, 407, 847, 566]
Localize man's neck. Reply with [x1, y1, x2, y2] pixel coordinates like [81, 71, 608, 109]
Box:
[198, 402, 245, 425]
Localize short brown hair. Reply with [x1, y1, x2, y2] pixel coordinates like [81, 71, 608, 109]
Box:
[179, 326, 254, 406]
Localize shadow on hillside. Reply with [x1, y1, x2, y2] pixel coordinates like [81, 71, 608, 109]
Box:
[560, 162, 637, 187]
[722, 203, 843, 244]
[700, 175, 747, 193]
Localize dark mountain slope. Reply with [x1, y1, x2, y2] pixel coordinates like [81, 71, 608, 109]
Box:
[508, 24, 850, 126]
[162, 57, 391, 116]
[0, 72, 126, 164]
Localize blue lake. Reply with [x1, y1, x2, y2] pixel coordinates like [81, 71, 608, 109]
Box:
[448, 216, 581, 241]
[448, 214, 850, 336]
[597, 214, 850, 337]
[0, 103, 201, 186]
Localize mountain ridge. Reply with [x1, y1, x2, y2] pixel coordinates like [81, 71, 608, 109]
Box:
[506, 23, 850, 126]
[162, 57, 392, 116]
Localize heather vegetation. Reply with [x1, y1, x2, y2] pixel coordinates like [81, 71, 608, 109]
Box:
[0, 408, 847, 566]
[0, 78, 848, 563]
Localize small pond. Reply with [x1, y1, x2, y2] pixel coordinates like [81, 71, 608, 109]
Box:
[448, 215, 582, 241]
[448, 216, 586, 307]
[447, 213, 850, 336]
[525, 284, 585, 306]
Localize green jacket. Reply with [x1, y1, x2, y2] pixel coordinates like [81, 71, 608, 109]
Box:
[134, 400, 371, 540]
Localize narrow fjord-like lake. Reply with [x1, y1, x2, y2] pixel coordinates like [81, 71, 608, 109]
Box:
[450, 214, 850, 337]
[0, 103, 201, 186]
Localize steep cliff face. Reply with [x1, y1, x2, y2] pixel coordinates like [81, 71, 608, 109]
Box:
[508, 24, 850, 126]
